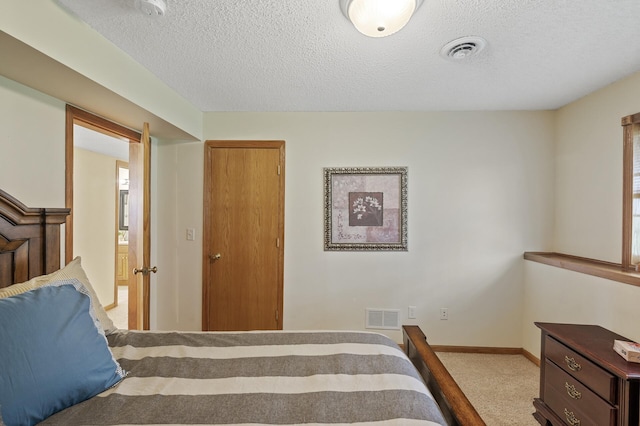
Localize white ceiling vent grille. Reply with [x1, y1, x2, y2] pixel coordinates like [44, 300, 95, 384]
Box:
[440, 36, 487, 61]
[366, 309, 400, 330]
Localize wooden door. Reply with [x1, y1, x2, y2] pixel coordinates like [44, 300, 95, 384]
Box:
[128, 122, 153, 330]
[203, 140, 284, 331]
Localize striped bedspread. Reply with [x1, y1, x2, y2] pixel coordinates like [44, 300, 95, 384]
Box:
[41, 330, 446, 425]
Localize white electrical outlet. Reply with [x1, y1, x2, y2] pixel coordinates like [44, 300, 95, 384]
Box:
[440, 308, 449, 320]
[186, 228, 196, 241]
[408, 306, 416, 319]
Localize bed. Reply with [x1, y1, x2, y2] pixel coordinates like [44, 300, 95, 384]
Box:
[0, 188, 484, 426]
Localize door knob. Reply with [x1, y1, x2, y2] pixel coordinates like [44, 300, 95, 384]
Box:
[133, 266, 158, 275]
[209, 253, 222, 262]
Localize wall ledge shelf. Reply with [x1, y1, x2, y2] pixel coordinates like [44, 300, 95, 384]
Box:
[524, 252, 640, 287]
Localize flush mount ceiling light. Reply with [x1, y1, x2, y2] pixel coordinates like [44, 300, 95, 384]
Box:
[135, 0, 166, 17]
[340, 0, 424, 37]
[440, 36, 487, 60]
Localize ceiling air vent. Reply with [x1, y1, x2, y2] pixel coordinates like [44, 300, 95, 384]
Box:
[440, 36, 487, 61]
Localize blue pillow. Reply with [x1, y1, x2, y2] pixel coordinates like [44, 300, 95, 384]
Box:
[0, 283, 125, 426]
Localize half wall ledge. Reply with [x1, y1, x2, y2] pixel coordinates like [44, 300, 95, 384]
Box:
[524, 252, 640, 287]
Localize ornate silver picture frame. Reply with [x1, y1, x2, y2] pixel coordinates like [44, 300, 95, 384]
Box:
[324, 167, 408, 251]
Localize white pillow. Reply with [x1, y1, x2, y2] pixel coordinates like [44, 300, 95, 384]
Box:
[0, 256, 117, 334]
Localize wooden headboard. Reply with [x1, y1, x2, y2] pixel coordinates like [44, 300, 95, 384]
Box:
[0, 189, 70, 288]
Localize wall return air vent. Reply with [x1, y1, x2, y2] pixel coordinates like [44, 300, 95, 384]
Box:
[366, 308, 400, 330]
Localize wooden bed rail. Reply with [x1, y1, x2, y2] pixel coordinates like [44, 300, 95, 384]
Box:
[403, 325, 486, 426]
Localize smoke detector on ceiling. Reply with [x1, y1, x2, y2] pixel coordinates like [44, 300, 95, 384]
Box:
[135, 0, 166, 17]
[440, 36, 487, 60]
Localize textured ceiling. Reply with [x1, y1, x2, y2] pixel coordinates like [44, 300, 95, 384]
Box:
[55, 0, 640, 112]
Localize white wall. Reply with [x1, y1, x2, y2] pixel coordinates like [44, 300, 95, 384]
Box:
[0, 75, 66, 207]
[1, 1, 202, 140]
[73, 147, 117, 309]
[153, 111, 556, 344]
[554, 74, 640, 261]
[522, 262, 640, 355]
[522, 72, 640, 357]
[149, 141, 181, 330]
[6, 55, 639, 350]
[6, 4, 639, 348]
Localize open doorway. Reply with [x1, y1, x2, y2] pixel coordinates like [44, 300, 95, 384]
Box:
[114, 161, 129, 328]
[73, 125, 129, 329]
[65, 105, 145, 330]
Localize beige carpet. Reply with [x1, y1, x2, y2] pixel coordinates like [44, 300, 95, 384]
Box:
[106, 286, 128, 330]
[436, 352, 540, 426]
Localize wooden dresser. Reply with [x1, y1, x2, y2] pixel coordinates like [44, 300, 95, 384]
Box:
[533, 323, 640, 426]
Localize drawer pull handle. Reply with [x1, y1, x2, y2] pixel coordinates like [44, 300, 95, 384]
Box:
[564, 408, 581, 426]
[565, 382, 582, 399]
[564, 356, 582, 371]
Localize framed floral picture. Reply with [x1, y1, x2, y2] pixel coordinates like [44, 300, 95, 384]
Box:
[324, 167, 407, 251]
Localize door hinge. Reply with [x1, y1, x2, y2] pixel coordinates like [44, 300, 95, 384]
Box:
[277, 164, 281, 175]
[276, 238, 280, 248]
[275, 310, 279, 321]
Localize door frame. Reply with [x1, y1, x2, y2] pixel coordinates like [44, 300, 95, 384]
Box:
[202, 140, 285, 330]
[64, 105, 148, 329]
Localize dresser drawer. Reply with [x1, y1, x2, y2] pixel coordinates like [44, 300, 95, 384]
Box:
[544, 360, 616, 426]
[545, 336, 617, 403]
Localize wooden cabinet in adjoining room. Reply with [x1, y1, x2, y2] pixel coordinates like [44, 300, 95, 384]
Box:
[116, 244, 128, 286]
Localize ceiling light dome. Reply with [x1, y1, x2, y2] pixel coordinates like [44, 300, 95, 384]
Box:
[340, 0, 424, 37]
[135, 0, 166, 17]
